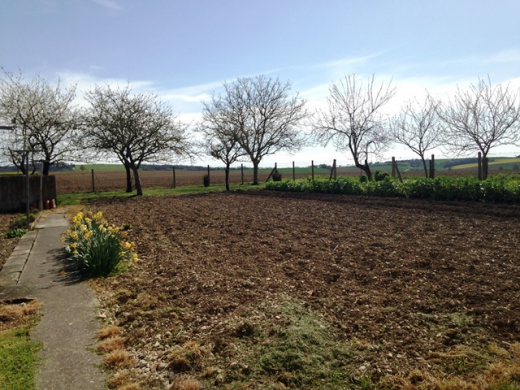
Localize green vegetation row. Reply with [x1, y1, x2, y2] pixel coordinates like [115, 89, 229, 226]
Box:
[265, 175, 520, 203]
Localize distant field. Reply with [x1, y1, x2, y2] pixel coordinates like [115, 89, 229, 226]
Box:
[452, 158, 520, 170]
[73, 164, 126, 171]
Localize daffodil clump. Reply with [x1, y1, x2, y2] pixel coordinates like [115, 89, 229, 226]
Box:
[62, 211, 138, 277]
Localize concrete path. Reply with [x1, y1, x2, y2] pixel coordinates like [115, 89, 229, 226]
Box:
[0, 211, 106, 390]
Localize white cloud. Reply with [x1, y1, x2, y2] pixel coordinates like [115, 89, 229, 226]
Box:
[484, 49, 520, 64]
[91, 0, 122, 10]
[313, 50, 391, 70]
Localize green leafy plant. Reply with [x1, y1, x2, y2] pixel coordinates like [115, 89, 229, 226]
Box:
[3, 228, 28, 239]
[9, 213, 37, 230]
[62, 211, 138, 277]
[266, 175, 520, 203]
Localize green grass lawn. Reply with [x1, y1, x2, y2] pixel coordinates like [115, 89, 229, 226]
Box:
[57, 182, 265, 205]
[0, 328, 41, 390]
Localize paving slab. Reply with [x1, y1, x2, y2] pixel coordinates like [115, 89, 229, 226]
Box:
[0, 211, 107, 390]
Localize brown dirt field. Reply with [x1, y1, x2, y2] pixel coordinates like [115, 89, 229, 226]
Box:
[54, 170, 320, 193]
[54, 168, 510, 194]
[89, 191, 520, 388]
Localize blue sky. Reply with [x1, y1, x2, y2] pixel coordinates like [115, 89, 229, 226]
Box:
[1, 0, 520, 166]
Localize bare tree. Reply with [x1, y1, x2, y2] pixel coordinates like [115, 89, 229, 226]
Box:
[312, 74, 396, 180]
[390, 95, 443, 177]
[83, 84, 190, 196]
[198, 94, 246, 191]
[216, 75, 308, 185]
[438, 77, 520, 179]
[0, 69, 79, 175]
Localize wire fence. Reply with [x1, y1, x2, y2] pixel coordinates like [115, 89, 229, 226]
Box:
[53, 153, 520, 194]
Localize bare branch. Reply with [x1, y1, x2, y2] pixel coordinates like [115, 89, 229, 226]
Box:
[82, 84, 191, 195]
[312, 74, 396, 180]
[390, 95, 443, 177]
[437, 76, 520, 158]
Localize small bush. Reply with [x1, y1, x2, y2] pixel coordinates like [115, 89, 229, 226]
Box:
[62, 211, 138, 277]
[374, 170, 389, 181]
[3, 228, 28, 239]
[272, 170, 282, 181]
[203, 174, 210, 187]
[9, 213, 37, 230]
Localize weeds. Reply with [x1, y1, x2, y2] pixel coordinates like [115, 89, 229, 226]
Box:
[3, 228, 28, 239]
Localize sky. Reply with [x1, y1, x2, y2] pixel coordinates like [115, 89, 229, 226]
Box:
[1, 0, 520, 167]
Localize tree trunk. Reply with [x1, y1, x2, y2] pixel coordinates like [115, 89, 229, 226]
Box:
[133, 168, 143, 196]
[125, 164, 133, 192]
[225, 165, 230, 191]
[421, 156, 428, 178]
[355, 159, 372, 181]
[252, 161, 260, 185]
[42, 160, 51, 176]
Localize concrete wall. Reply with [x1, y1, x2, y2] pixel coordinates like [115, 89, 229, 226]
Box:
[0, 175, 57, 212]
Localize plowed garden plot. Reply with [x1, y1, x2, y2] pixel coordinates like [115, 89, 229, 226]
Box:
[91, 191, 520, 389]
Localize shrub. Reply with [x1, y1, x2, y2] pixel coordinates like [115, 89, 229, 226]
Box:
[203, 174, 210, 187]
[3, 228, 28, 239]
[266, 175, 520, 203]
[272, 170, 282, 182]
[10, 213, 37, 230]
[374, 170, 389, 181]
[62, 211, 138, 277]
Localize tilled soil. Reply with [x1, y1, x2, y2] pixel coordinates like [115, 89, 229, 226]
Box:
[91, 191, 520, 388]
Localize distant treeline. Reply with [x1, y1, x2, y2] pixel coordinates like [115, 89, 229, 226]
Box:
[0, 162, 75, 172]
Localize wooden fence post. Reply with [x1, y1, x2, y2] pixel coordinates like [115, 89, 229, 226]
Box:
[478, 152, 482, 181]
[311, 160, 314, 182]
[241, 163, 244, 185]
[329, 159, 336, 181]
[392, 159, 403, 183]
[292, 161, 295, 181]
[266, 163, 277, 182]
[39, 161, 44, 210]
[392, 157, 396, 178]
[207, 165, 210, 185]
[429, 154, 435, 179]
[172, 166, 176, 188]
[91, 169, 95, 193]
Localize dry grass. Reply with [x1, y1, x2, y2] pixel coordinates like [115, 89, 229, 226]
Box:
[381, 342, 520, 389]
[103, 349, 132, 368]
[0, 299, 40, 331]
[97, 325, 123, 340]
[167, 341, 206, 372]
[97, 336, 126, 353]
[115, 384, 141, 390]
[168, 375, 201, 390]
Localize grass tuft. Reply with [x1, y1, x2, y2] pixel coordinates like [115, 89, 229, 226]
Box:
[168, 375, 202, 390]
[103, 349, 132, 368]
[97, 336, 126, 353]
[97, 325, 123, 340]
